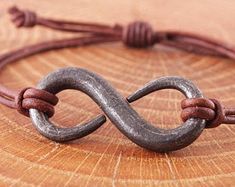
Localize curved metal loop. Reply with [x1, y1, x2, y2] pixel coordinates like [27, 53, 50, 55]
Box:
[30, 67, 206, 152]
[126, 76, 206, 152]
[29, 68, 107, 142]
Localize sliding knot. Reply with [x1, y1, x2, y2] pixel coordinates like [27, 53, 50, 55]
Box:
[8, 6, 37, 27]
[16, 88, 59, 118]
[181, 98, 226, 128]
[122, 21, 155, 48]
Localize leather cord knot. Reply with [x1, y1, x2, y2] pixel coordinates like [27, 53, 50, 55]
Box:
[16, 88, 59, 118]
[181, 98, 235, 128]
[122, 21, 155, 48]
[8, 6, 37, 27]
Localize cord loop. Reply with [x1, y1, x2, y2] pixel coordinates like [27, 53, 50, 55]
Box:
[122, 21, 155, 48]
[181, 98, 235, 128]
[16, 88, 58, 117]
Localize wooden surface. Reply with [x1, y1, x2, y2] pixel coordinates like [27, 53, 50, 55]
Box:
[0, 0, 235, 186]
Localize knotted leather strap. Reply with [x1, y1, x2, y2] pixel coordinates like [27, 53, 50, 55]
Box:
[8, 6, 235, 59]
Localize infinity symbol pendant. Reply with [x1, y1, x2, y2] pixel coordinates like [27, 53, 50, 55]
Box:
[29, 67, 205, 152]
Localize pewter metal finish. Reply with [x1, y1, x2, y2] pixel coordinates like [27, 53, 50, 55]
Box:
[30, 67, 206, 152]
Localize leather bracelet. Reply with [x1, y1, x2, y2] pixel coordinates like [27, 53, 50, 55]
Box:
[0, 6, 234, 152]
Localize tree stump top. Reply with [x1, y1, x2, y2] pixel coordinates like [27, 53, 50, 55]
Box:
[0, 0, 234, 186]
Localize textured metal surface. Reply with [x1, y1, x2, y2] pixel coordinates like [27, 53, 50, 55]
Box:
[30, 67, 206, 152]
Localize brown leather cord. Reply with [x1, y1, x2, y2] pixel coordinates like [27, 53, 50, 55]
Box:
[0, 85, 18, 108]
[0, 5, 234, 121]
[8, 6, 235, 59]
[181, 98, 235, 128]
[9, 6, 122, 36]
[0, 36, 120, 70]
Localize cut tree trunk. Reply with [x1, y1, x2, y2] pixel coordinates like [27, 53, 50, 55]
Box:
[0, 0, 234, 186]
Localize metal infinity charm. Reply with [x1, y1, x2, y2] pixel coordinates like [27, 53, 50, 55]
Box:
[29, 67, 206, 152]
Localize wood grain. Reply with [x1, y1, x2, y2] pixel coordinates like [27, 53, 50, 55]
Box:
[0, 0, 234, 186]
